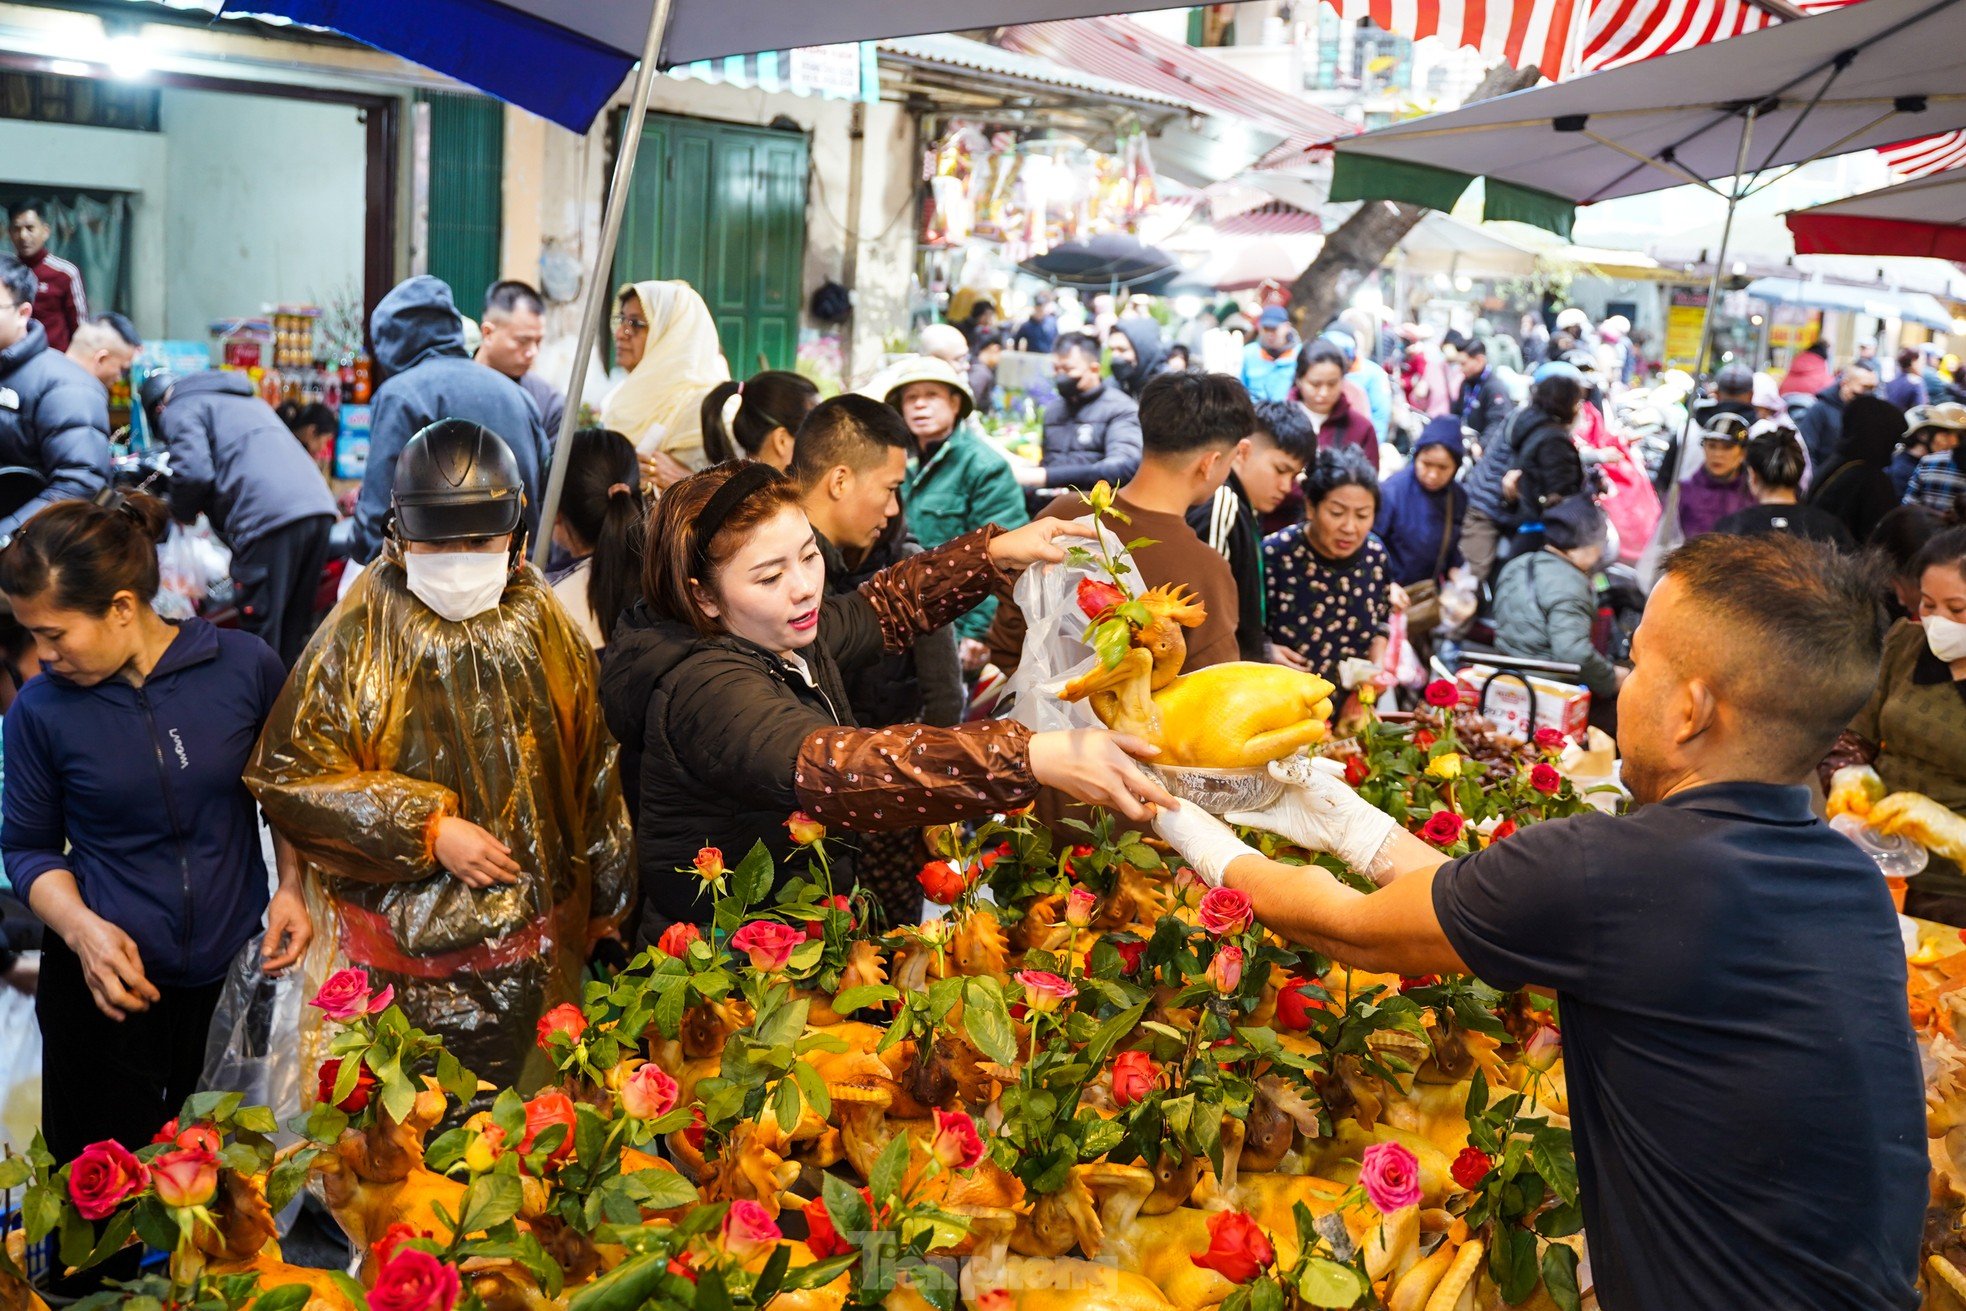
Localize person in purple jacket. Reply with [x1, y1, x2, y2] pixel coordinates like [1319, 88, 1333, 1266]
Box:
[1676, 411, 1756, 540]
[0, 492, 308, 1193]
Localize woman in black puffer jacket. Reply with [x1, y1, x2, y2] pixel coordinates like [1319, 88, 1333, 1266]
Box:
[1507, 365, 1590, 518]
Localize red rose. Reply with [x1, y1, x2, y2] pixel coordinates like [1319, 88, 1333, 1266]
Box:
[535, 1003, 587, 1052]
[66, 1141, 147, 1221]
[978, 841, 1011, 871]
[729, 920, 804, 972]
[681, 1106, 707, 1152]
[1061, 843, 1096, 880]
[1077, 577, 1125, 619]
[173, 1123, 223, 1158]
[1111, 938, 1147, 975]
[667, 1253, 699, 1284]
[916, 859, 971, 905]
[1489, 817, 1518, 843]
[150, 1145, 219, 1210]
[931, 1108, 986, 1170]
[1533, 726, 1568, 752]
[370, 1246, 462, 1311]
[1529, 763, 1562, 795]
[1412, 728, 1438, 749]
[519, 1089, 579, 1167]
[1397, 974, 1440, 992]
[1420, 810, 1465, 846]
[1343, 755, 1370, 787]
[803, 1196, 853, 1260]
[1110, 1050, 1159, 1107]
[152, 1118, 180, 1145]
[1189, 1209, 1274, 1284]
[1450, 1146, 1493, 1191]
[655, 921, 703, 958]
[1197, 886, 1254, 936]
[1274, 977, 1325, 1031]
[372, 1222, 432, 1267]
[1423, 679, 1460, 709]
[801, 894, 854, 938]
[317, 1057, 379, 1114]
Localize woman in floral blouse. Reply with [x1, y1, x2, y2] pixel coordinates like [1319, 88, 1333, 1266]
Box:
[1263, 447, 1393, 700]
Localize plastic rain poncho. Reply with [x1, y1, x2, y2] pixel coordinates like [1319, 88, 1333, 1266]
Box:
[246, 544, 632, 1094]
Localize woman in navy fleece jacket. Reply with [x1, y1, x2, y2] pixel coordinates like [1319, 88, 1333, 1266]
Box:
[0, 493, 309, 1167]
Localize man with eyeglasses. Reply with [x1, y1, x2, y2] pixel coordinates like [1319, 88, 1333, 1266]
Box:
[0, 254, 110, 543]
[351, 275, 549, 563]
[475, 279, 564, 440]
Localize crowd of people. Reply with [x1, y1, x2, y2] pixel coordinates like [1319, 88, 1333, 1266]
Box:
[0, 210, 1962, 1303]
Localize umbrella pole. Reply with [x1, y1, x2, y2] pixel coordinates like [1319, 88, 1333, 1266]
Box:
[1654, 105, 1757, 500]
[533, 0, 677, 566]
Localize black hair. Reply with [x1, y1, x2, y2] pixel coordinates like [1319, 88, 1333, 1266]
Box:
[1868, 505, 1944, 581]
[1165, 343, 1191, 367]
[1898, 347, 1921, 372]
[1833, 395, 1907, 471]
[1294, 342, 1348, 381]
[973, 331, 1005, 352]
[558, 428, 644, 645]
[791, 394, 913, 486]
[94, 312, 141, 349]
[0, 491, 172, 615]
[1053, 331, 1101, 362]
[1805, 340, 1830, 359]
[483, 279, 545, 318]
[0, 255, 34, 310]
[1743, 427, 1807, 492]
[1459, 335, 1486, 358]
[5, 199, 46, 223]
[282, 401, 339, 436]
[700, 371, 820, 465]
[1136, 371, 1256, 458]
[1911, 525, 1966, 587]
[1250, 400, 1316, 463]
[1529, 373, 1586, 421]
[1303, 445, 1379, 510]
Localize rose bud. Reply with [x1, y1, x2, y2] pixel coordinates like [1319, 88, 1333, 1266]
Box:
[1204, 944, 1245, 995]
[930, 1108, 986, 1170]
[535, 1003, 587, 1052]
[655, 921, 703, 958]
[1189, 1210, 1273, 1284]
[785, 812, 826, 846]
[1109, 1050, 1159, 1108]
[149, 1145, 219, 1210]
[1064, 886, 1098, 929]
[1012, 969, 1076, 1015]
[720, 1198, 782, 1263]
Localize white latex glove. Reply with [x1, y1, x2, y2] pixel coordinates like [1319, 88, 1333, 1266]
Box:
[1225, 756, 1400, 879]
[1152, 800, 1260, 888]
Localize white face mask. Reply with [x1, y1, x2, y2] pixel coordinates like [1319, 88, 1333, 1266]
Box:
[403, 550, 510, 622]
[1925, 613, 1966, 664]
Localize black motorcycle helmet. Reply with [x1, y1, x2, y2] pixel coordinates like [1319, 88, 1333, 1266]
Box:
[391, 419, 525, 543]
[136, 370, 176, 438]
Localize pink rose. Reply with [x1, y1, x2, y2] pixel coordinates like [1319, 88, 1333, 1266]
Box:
[1524, 1023, 1563, 1071]
[1013, 969, 1077, 1015]
[721, 1198, 782, 1263]
[730, 920, 804, 973]
[1064, 887, 1098, 929]
[149, 1145, 219, 1210]
[370, 1246, 462, 1311]
[619, 1063, 679, 1121]
[1197, 887, 1253, 936]
[1205, 944, 1245, 995]
[308, 967, 395, 1023]
[1359, 1140, 1422, 1215]
[930, 1108, 985, 1170]
[66, 1141, 147, 1221]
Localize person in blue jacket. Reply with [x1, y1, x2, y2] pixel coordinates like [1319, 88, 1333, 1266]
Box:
[1374, 415, 1468, 591]
[0, 491, 309, 1174]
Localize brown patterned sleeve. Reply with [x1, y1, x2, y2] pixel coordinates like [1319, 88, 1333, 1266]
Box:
[792, 719, 1038, 831]
[858, 526, 1010, 654]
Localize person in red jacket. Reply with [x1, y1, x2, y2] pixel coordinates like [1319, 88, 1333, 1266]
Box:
[6, 200, 86, 354]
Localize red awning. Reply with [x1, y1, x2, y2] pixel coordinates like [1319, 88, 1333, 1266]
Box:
[1784, 165, 1966, 262]
[996, 17, 1355, 169]
[1212, 199, 1324, 236]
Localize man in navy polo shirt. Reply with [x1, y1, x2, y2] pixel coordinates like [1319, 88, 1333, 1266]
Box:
[1154, 532, 1926, 1310]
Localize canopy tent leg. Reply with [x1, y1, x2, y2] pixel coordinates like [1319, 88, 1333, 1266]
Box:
[533, 0, 677, 566]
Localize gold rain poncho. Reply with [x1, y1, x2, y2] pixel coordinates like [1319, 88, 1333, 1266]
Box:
[246, 545, 632, 1093]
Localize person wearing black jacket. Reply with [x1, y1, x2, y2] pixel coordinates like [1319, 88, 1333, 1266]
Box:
[1507, 364, 1590, 520]
[141, 370, 340, 666]
[0, 255, 108, 542]
[1189, 400, 1312, 662]
[0, 494, 307, 1259]
[1453, 337, 1512, 439]
[1808, 394, 1905, 545]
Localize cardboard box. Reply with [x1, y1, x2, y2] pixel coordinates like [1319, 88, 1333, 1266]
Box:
[1455, 664, 1590, 742]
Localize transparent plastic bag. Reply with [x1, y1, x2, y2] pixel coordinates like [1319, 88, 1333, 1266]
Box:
[0, 983, 40, 1156]
[156, 517, 233, 618]
[1004, 517, 1141, 735]
[199, 937, 303, 1145]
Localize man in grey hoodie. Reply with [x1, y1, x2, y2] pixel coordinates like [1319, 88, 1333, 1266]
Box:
[354, 276, 548, 562]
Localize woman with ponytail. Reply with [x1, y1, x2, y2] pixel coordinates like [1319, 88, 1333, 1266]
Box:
[0, 492, 309, 1235]
[698, 370, 819, 469]
[549, 428, 646, 651]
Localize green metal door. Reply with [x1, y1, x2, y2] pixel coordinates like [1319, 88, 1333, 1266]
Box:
[421, 91, 504, 309]
[613, 113, 808, 373]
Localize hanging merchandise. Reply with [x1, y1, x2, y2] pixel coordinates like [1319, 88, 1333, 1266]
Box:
[920, 121, 1169, 262]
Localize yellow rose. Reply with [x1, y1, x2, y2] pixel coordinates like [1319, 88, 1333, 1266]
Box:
[1425, 753, 1463, 779]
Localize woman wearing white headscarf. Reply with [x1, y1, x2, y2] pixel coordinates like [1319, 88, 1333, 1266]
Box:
[602, 280, 731, 488]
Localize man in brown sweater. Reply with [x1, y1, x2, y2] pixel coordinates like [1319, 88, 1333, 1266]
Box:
[989, 371, 1253, 675]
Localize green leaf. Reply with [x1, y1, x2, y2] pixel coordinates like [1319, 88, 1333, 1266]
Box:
[1083, 1000, 1150, 1068]
[963, 978, 1018, 1067]
[327, 1271, 369, 1308]
[569, 1252, 669, 1311]
[1466, 1069, 1488, 1118]
[251, 1285, 313, 1311]
[1533, 1201, 1584, 1239]
[771, 1076, 803, 1133]
[233, 1105, 279, 1135]
[631, 1169, 704, 1212]
[456, 1169, 524, 1236]
[1488, 1224, 1539, 1305]
[81, 1209, 135, 1272]
[695, 1265, 736, 1311]
[732, 841, 775, 907]
[906, 1260, 958, 1311]
[822, 1170, 870, 1237]
[832, 984, 899, 1014]
[752, 1242, 792, 1302]
[266, 1148, 319, 1214]
[57, 1206, 93, 1272]
[1531, 1127, 1578, 1207]
[780, 1254, 858, 1291]
[1248, 1277, 1284, 1311]
[870, 1130, 912, 1204]
[1296, 1258, 1366, 1308]
[1540, 1242, 1582, 1311]
[791, 1059, 832, 1124]
[22, 1182, 60, 1242]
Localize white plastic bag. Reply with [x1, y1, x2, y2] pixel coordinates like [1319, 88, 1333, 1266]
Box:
[0, 982, 41, 1156]
[1004, 517, 1143, 735]
[156, 517, 233, 619]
